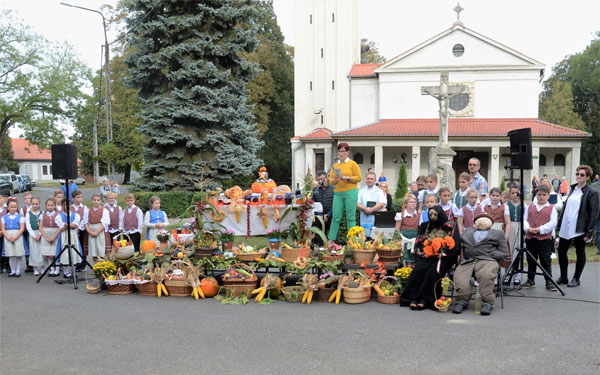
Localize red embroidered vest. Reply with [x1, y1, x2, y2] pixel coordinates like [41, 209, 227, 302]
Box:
[525, 205, 554, 240]
[123, 207, 139, 232]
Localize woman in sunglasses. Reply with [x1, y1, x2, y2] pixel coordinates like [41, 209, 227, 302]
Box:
[556, 165, 599, 287]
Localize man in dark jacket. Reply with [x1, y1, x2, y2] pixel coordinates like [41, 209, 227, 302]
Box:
[452, 213, 509, 316]
[592, 179, 600, 255]
[313, 171, 335, 245]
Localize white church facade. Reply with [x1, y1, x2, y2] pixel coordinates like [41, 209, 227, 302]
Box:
[291, 1, 589, 192]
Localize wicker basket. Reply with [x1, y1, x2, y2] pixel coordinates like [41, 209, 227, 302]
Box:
[321, 254, 344, 263]
[235, 253, 261, 262]
[434, 277, 455, 312]
[164, 261, 195, 297]
[106, 282, 135, 295]
[281, 247, 311, 263]
[136, 280, 158, 296]
[113, 232, 136, 259]
[316, 286, 336, 302]
[222, 263, 258, 298]
[376, 248, 402, 265]
[376, 276, 401, 304]
[342, 286, 371, 304]
[281, 286, 304, 302]
[195, 247, 217, 259]
[352, 249, 376, 264]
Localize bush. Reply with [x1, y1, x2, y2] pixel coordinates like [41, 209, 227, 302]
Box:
[391, 197, 404, 212]
[133, 191, 206, 218]
[395, 161, 408, 199]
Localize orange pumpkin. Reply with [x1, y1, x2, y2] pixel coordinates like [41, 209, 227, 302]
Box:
[252, 179, 277, 193]
[141, 240, 157, 254]
[200, 277, 219, 298]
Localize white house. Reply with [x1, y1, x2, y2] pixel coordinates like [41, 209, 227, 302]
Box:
[291, 2, 590, 192]
[11, 138, 55, 182]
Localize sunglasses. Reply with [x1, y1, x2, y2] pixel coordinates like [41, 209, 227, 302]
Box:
[576, 173, 587, 177]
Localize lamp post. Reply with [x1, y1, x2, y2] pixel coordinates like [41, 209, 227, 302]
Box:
[61, 2, 114, 183]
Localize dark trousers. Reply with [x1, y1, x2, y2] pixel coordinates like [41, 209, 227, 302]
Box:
[128, 232, 141, 253]
[557, 235, 587, 280]
[525, 238, 553, 282]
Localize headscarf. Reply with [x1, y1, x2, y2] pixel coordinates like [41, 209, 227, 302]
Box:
[427, 205, 448, 227]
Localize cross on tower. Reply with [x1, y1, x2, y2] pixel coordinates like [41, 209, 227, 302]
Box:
[453, 3, 464, 20]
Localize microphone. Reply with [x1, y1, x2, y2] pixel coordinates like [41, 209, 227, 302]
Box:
[334, 157, 341, 163]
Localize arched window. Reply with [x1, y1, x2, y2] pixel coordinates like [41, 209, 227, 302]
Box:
[354, 153, 363, 164]
[554, 154, 565, 167]
[539, 154, 546, 166]
[370, 154, 375, 164]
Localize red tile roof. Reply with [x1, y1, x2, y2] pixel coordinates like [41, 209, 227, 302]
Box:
[334, 118, 590, 138]
[348, 63, 382, 77]
[11, 138, 52, 161]
[299, 127, 334, 140]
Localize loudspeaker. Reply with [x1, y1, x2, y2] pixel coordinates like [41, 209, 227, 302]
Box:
[508, 128, 532, 170]
[52, 144, 78, 180]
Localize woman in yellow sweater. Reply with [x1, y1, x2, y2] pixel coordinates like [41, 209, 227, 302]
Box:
[328, 143, 362, 244]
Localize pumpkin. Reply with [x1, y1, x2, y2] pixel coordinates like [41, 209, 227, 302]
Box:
[200, 277, 219, 298]
[141, 240, 157, 254]
[251, 179, 277, 193]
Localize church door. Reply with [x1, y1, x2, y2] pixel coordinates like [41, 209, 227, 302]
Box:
[453, 151, 489, 187]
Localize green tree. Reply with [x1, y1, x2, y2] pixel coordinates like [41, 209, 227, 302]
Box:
[0, 137, 19, 173]
[540, 32, 600, 172]
[0, 10, 90, 150]
[540, 80, 585, 130]
[361, 38, 386, 64]
[395, 161, 408, 199]
[124, 0, 263, 191]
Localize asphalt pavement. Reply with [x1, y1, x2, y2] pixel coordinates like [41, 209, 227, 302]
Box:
[1, 263, 599, 375]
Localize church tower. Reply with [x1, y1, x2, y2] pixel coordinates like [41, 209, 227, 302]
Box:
[294, 0, 360, 136]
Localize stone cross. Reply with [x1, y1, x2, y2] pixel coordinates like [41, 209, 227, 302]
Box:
[453, 3, 464, 21]
[421, 71, 467, 145]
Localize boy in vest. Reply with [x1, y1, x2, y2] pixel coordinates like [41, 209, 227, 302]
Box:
[521, 185, 558, 291]
[0, 194, 8, 273]
[456, 189, 483, 234]
[123, 193, 143, 252]
[71, 190, 88, 271]
[104, 192, 123, 242]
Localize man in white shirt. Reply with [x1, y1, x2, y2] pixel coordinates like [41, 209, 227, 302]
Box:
[357, 172, 386, 237]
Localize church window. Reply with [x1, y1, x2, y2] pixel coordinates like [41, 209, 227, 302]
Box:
[554, 154, 565, 166]
[332, 80, 335, 90]
[332, 13, 335, 22]
[321, 115, 323, 124]
[310, 14, 312, 24]
[539, 154, 546, 166]
[354, 153, 364, 164]
[370, 154, 375, 164]
[449, 93, 469, 111]
[452, 44, 464, 57]
[310, 81, 312, 91]
[321, 48, 324, 58]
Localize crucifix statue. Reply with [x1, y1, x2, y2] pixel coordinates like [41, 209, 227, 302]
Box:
[420, 71, 467, 193]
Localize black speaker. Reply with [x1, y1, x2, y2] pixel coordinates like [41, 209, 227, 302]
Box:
[508, 128, 533, 170]
[52, 144, 78, 180]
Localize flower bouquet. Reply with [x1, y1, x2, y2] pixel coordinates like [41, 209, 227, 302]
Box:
[92, 260, 117, 281]
[394, 266, 412, 290]
[423, 236, 455, 273]
[156, 230, 171, 243]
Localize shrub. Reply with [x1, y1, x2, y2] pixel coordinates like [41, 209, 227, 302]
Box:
[395, 161, 408, 199]
[391, 197, 404, 212]
[133, 191, 206, 217]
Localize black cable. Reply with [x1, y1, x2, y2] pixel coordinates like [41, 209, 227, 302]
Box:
[503, 291, 599, 304]
[108, 0, 164, 46]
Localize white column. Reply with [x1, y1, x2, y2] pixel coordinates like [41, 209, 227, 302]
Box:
[324, 145, 333, 172]
[411, 146, 420, 182]
[291, 139, 305, 191]
[532, 146, 540, 183]
[490, 146, 500, 188]
[374, 146, 383, 176]
[305, 147, 315, 179]
[570, 147, 581, 180]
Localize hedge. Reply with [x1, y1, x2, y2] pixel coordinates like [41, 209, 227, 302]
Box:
[133, 191, 206, 218]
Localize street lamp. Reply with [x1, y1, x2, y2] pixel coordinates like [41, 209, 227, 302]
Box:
[61, 2, 114, 183]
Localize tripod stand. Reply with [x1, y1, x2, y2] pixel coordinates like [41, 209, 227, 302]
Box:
[502, 168, 565, 296]
[37, 179, 93, 289]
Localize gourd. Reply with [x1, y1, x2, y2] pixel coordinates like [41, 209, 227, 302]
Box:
[141, 240, 157, 254]
[199, 277, 219, 298]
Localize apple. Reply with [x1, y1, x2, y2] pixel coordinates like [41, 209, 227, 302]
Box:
[440, 296, 447, 301]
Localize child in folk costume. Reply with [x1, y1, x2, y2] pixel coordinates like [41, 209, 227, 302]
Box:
[54, 190, 65, 213]
[25, 197, 44, 276]
[85, 194, 111, 261]
[453, 172, 471, 210]
[39, 198, 62, 276]
[0, 194, 9, 273]
[417, 174, 439, 211]
[419, 194, 438, 225]
[21, 192, 32, 271]
[483, 187, 511, 274]
[123, 193, 143, 252]
[521, 185, 558, 291]
[56, 198, 83, 278]
[439, 187, 459, 224]
[104, 192, 123, 243]
[505, 184, 524, 285]
[456, 189, 483, 234]
[395, 193, 419, 268]
[1, 198, 28, 277]
[71, 190, 88, 271]
[144, 196, 169, 246]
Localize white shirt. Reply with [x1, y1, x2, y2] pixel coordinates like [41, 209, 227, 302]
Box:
[441, 202, 460, 217]
[84, 206, 111, 231]
[1, 212, 25, 225]
[558, 186, 585, 239]
[395, 209, 418, 222]
[533, 193, 563, 211]
[144, 210, 170, 229]
[358, 185, 386, 210]
[104, 203, 124, 233]
[55, 212, 81, 229]
[483, 201, 510, 217]
[25, 211, 42, 237]
[124, 205, 144, 234]
[455, 203, 480, 217]
[418, 187, 439, 203]
[523, 202, 558, 235]
[71, 204, 89, 231]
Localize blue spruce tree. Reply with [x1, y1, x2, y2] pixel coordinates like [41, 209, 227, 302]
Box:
[125, 0, 263, 190]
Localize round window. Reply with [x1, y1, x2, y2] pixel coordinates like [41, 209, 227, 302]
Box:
[452, 44, 464, 57]
[449, 93, 469, 111]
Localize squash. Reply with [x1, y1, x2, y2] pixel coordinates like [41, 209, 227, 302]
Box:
[199, 277, 219, 298]
[251, 179, 277, 194]
[141, 240, 157, 254]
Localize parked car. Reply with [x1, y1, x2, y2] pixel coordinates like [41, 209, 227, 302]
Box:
[31, 179, 37, 187]
[59, 176, 85, 185]
[21, 175, 33, 191]
[0, 176, 13, 196]
[0, 174, 19, 194]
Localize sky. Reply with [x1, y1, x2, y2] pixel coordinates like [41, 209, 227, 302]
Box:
[3, 0, 599, 136]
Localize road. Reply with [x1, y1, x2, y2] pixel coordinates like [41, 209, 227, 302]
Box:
[1, 264, 599, 375]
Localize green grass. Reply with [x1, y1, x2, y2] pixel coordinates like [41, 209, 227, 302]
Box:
[35, 182, 61, 188]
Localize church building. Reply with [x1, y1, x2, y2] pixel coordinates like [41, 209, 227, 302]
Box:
[291, 1, 590, 192]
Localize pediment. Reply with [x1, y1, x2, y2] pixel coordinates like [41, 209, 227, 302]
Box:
[376, 25, 544, 72]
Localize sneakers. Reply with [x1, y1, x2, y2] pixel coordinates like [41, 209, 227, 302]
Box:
[452, 301, 468, 314]
[521, 280, 536, 289]
[545, 282, 557, 291]
[480, 303, 493, 315]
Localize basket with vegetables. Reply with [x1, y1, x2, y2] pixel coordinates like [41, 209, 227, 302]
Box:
[135, 268, 158, 296]
[373, 276, 401, 304]
[222, 263, 258, 298]
[194, 231, 219, 259]
[232, 243, 268, 262]
[342, 271, 372, 304]
[375, 239, 403, 265]
[164, 261, 195, 297]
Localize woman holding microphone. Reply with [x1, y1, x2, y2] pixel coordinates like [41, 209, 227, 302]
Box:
[327, 143, 362, 245]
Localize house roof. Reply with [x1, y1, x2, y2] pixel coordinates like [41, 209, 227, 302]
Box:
[349, 63, 382, 77]
[297, 127, 334, 141]
[11, 138, 52, 161]
[333, 118, 590, 138]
